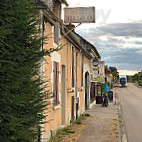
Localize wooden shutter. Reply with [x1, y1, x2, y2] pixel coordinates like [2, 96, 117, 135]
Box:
[53, 61, 59, 105]
[56, 62, 59, 104]
[53, 61, 56, 104]
[81, 54, 84, 87]
[54, 22, 59, 45]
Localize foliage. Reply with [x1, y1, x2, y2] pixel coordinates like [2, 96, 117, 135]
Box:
[132, 73, 140, 82]
[74, 119, 82, 124]
[56, 127, 75, 135]
[84, 113, 91, 117]
[138, 80, 142, 86]
[109, 66, 119, 82]
[49, 127, 75, 142]
[0, 0, 52, 141]
[49, 113, 91, 142]
[74, 113, 90, 124]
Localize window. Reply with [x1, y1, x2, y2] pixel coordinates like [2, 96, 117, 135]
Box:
[71, 46, 75, 88]
[53, 61, 60, 105]
[81, 53, 84, 87]
[54, 22, 59, 45]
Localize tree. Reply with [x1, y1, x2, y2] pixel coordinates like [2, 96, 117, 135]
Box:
[133, 73, 139, 82]
[0, 0, 49, 141]
[109, 66, 119, 82]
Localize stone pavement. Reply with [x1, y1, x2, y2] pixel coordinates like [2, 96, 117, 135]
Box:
[75, 101, 118, 142]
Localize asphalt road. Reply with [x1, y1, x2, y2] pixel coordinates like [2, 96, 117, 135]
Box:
[116, 83, 142, 142]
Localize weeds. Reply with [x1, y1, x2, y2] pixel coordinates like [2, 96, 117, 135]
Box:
[49, 113, 91, 142]
[84, 113, 91, 117]
[49, 126, 75, 142]
[74, 119, 82, 124]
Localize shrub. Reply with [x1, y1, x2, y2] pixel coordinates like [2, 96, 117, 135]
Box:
[84, 113, 91, 117]
[138, 80, 142, 86]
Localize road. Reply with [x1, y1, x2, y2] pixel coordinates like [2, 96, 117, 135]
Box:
[115, 83, 142, 142]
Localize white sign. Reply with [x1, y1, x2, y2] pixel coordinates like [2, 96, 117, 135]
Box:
[64, 7, 95, 23]
[91, 69, 98, 82]
[99, 61, 105, 78]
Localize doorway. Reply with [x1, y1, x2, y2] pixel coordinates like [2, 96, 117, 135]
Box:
[85, 72, 89, 110]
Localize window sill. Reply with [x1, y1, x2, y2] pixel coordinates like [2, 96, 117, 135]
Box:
[53, 41, 59, 48]
[54, 104, 60, 110]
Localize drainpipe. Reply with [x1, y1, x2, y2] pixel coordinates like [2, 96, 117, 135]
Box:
[76, 50, 80, 119]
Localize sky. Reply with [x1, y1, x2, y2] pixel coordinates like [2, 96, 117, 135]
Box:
[63, 0, 142, 75]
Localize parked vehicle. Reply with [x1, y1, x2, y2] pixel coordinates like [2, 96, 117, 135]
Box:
[119, 75, 127, 87]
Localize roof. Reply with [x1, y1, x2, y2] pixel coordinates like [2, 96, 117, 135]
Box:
[74, 32, 101, 59]
[60, 24, 93, 59]
[59, 0, 69, 6]
[35, 0, 69, 8]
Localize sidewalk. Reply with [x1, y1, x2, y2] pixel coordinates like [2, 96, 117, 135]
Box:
[75, 102, 118, 142]
[53, 93, 120, 142]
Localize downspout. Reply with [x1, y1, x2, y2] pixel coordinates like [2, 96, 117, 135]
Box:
[75, 50, 80, 119]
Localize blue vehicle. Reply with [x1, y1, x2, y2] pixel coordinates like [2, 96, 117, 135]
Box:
[119, 76, 127, 87]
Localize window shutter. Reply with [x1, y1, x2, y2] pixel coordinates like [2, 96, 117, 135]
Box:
[81, 54, 84, 87]
[56, 62, 59, 104]
[53, 61, 56, 104]
[54, 22, 59, 45]
[53, 61, 59, 106]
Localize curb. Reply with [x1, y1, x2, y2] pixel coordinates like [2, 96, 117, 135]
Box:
[116, 95, 128, 142]
[112, 87, 128, 142]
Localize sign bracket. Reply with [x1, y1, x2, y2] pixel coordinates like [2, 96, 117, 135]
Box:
[60, 23, 81, 41]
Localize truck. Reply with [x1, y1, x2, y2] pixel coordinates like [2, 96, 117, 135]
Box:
[119, 75, 127, 87]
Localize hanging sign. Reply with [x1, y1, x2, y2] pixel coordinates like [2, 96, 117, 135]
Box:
[64, 7, 95, 23]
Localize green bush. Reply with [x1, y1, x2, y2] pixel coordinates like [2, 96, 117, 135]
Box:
[138, 80, 142, 86]
[75, 120, 82, 124]
[84, 113, 91, 117]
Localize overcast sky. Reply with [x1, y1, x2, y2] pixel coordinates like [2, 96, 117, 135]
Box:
[65, 0, 142, 74]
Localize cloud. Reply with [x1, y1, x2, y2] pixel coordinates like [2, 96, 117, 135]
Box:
[97, 22, 142, 38]
[76, 21, 142, 70]
[77, 21, 142, 38]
